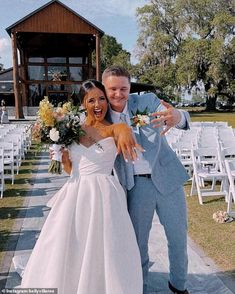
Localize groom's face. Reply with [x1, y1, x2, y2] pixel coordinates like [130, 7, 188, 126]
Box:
[102, 76, 130, 113]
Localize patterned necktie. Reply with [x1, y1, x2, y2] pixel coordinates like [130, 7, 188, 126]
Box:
[119, 113, 127, 124]
[117, 112, 134, 190]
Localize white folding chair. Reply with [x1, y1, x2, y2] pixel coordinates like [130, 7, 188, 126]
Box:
[2, 136, 22, 174]
[190, 147, 228, 204]
[225, 160, 235, 217]
[0, 142, 15, 185]
[171, 141, 194, 177]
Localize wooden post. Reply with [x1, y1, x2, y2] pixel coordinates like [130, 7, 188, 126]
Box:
[95, 33, 101, 81]
[20, 49, 28, 107]
[11, 31, 24, 119]
[87, 49, 92, 79]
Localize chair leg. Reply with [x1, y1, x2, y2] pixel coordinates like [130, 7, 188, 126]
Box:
[190, 175, 196, 196]
[11, 164, 14, 185]
[195, 175, 204, 205]
[227, 189, 233, 214]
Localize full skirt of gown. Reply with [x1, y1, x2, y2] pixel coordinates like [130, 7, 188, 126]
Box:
[19, 137, 142, 294]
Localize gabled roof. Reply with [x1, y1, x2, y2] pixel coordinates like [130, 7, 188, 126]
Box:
[6, 0, 104, 36]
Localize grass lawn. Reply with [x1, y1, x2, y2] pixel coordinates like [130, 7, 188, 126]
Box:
[185, 110, 235, 276]
[189, 109, 235, 127]
[0, 148, 38, 264]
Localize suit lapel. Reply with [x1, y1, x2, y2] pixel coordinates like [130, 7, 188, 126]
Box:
[128, 96, 138, 118]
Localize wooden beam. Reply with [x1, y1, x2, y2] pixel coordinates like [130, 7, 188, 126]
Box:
[95, 33, 101, 81]
[19, 49, 28, 106]
[12, 31, 24, 119]
[87, 49, 93, 79]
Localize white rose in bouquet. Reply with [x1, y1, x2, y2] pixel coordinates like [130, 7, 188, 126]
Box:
[49, 128, 60, 142]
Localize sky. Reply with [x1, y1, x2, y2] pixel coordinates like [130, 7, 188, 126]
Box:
[0, 0, 147, 69]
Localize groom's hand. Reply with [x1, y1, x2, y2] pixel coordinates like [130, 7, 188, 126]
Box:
[150, 100, 181, 135]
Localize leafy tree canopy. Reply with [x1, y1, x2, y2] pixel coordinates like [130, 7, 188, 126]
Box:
[135, 0, 235, 110]
[93, 34, 132, 74]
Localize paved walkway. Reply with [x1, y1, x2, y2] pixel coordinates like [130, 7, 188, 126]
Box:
[0, 152, 235, 293]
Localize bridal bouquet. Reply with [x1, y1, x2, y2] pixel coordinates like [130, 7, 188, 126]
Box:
[32, 97, 86, 174]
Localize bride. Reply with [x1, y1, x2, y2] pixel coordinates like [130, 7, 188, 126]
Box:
[18, 80, 143, 294]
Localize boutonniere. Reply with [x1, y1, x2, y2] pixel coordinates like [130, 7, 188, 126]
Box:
[130, 107, 151, 127]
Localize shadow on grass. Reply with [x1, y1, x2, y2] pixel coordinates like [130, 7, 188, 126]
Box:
[3, 186, 60, 198]
[0, 229, 41, 251]
[0, 205, 50, 219]
[202, 197, 225, 204]
[30, 161, 49, 166]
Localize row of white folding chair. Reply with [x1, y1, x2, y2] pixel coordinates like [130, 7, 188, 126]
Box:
[10, 126, 32, 153]
[190, 121, 228, 128]
[225, 160, 235, 217]
[190, 145, 235, 204]
[0, 142, 14, 185]
[190, 147, 228, 205]
[0, 135, 23, 174]
[0, 125, 33, 198]
[165, 128, 184, 146]
[0, 125, 18, 138]
[0, 124, 33, 174]
[171, 141, 194, 177]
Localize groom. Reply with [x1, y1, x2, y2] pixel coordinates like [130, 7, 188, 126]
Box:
[102, 66, 190, 294]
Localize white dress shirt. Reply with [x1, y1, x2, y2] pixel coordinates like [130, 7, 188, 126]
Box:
[109, 105, 152, 175]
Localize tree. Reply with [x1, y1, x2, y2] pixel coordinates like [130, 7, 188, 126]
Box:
[93, 34, 133, 74]
[135, 0, 235, 110]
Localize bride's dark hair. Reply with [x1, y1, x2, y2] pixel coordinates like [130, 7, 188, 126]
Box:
[77, 79, 107, 105]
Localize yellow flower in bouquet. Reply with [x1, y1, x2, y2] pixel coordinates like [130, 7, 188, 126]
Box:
[38, 97, 55, 127]
[62, 101, 72, 114]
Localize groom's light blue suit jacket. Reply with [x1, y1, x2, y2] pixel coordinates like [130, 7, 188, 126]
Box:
[109, 93, 190, 194]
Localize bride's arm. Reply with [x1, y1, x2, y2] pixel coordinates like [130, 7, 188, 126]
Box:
[62, 149, 72, 174]
[99, 123, 144, 161]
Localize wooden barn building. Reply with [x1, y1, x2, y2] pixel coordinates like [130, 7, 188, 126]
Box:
[5, 0, 104, 118]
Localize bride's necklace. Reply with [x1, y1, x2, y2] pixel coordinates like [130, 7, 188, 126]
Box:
[86, 135, 104, 151]
[82, 122, 107, 151]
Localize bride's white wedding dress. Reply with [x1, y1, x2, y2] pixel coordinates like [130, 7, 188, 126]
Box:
[19, 137, 142, 294]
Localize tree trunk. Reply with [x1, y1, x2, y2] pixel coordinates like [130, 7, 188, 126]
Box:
[205, 96, 217, 111]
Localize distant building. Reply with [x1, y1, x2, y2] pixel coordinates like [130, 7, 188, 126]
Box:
[5, 0, 104, 118]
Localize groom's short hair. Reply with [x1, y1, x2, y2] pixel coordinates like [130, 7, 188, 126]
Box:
[102, 66, 131, 83]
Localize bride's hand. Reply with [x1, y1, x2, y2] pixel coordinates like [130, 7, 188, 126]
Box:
[62, 149, 72, 174]
[112, 124, 144, 162]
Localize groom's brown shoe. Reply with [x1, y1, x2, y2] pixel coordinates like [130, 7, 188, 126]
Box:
[168, 281, 189, 294]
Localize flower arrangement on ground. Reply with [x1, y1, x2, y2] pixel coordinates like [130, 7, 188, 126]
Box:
[32, 97, 86, 174]
[212, 210, 234, 223]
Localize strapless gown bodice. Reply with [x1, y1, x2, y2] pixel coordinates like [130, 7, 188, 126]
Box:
[69, 137, 116, 177]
